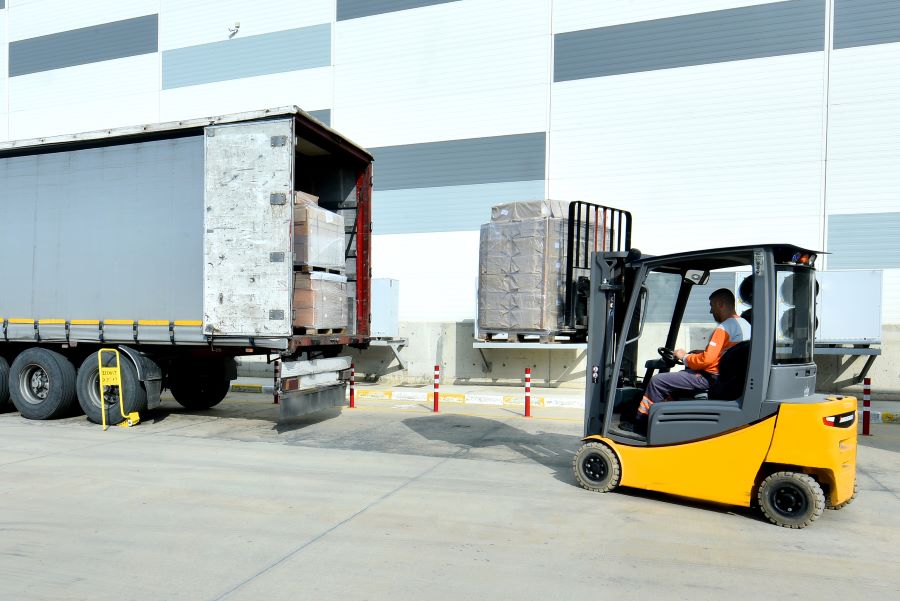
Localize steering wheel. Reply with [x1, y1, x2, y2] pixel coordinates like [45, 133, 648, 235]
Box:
[657, 347, 683, 368]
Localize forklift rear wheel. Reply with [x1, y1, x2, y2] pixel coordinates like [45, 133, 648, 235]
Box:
[573, 442, 621, 492]
[827, 480, 858, 510]
[758, 472, 825, 528]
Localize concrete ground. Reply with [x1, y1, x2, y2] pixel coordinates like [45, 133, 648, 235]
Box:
[1, 392, 899, 601]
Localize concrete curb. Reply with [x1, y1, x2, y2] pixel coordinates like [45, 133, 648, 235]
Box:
[355, 389, 584, 409]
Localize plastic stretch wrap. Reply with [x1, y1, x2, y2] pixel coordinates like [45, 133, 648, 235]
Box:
[491, 199, 568, 222]
[292, 272, 348, 329]
[294, 200, 345, 270]
[478, 217, 568, 333]
[478, 200, 601, 334]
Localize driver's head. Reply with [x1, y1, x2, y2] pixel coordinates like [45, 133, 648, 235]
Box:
[709, 288, 736, 323]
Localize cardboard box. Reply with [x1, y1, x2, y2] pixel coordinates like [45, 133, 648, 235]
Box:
[293, 272, 348, 330]
[294, 202, 345, 270]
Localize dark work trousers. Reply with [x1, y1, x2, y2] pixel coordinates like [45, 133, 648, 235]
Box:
[637, 369, 716, 417]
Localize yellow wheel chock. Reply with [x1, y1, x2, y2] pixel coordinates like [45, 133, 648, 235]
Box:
[98, 349, 140, 430]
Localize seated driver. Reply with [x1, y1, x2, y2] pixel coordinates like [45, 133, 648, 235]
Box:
[633, 288, 751, 434]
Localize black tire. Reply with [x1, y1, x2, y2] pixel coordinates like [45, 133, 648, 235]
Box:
[0, 356, 11, 411]
[827, 480, 858, 510]
[169, 362, 231, 410]
[76, 352, 147, 425]
[9, 348, 78, 420]
[758, 471, 825, 528]
[573, 442, 621, 492]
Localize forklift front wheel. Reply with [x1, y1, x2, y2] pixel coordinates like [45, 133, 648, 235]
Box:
[758, 472, 825, 529]
[574, 442, 621, 493]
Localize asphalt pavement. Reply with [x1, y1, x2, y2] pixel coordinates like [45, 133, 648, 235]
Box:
[0, 392, 898, 601]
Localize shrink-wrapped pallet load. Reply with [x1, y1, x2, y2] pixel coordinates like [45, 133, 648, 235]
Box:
[293, 195, 345, 270]
[478, 207, 568, 334]
[292, 272, 349, 331]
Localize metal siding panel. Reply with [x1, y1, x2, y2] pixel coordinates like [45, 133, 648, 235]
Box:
[374, 180, 545, 234]
[834, 0, 900, 48]
[828, 213, 900, 269]
[337, 0, 460, 21]
[203, 119, 294, 336]
[554, 0, 825, 81]
[0, 136, 204, 320]
[162, 24, 330, 89]
[371, 133, 546, 191]
[308, 109, 331, 126]
[8, 14, 158, 77]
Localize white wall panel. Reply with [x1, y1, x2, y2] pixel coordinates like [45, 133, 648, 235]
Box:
[549, 53, 826, 254]
[160, 0, 333, 51]
[8, 54, 159, 139]
[333, 0, 550, 147]
[553, 0, 790, 34]
[373, 231, 480, 321]
[8, 0, 158, 41]
[882, 270, 900, 325]
[160, 67, 333, 122]
[826, 42, 900, 215]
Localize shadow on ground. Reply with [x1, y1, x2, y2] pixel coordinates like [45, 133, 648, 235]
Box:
[403, 414, 582, 485]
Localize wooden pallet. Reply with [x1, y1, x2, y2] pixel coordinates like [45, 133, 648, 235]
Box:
[293, 326, 348, 336]
[294, 264, 344, 275]
[480, 331, 560, 344]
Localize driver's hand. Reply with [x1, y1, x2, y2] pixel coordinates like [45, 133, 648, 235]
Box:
[674, 349, 687, 360]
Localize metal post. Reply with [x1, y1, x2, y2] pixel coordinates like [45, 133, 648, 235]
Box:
[433, 364, 440, 413]
[863, 377, 871, 436]
[525, 367, 532, 418]
[349, 363, 355, 409]
[273, 358, 281, 405]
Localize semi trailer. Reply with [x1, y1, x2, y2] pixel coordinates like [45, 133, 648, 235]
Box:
[0, 107, 373, 423]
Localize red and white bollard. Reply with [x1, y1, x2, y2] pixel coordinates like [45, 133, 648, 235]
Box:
[862, 377, 871, 436]
[349, 363, 356, 409]
[273, 358, 281, 405]
[524, 367, 532, 418]
[433, 364, 440, 413]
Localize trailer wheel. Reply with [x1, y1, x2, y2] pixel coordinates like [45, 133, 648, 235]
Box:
[758, 471, 825, 528]
[9, 348, 78, 420]
[76, 352, 147, 425]
[827, 480, 858, 510]
[0, 356, 11, 411]
[169, 363, 230, 410]
[573, 442, 621, 492]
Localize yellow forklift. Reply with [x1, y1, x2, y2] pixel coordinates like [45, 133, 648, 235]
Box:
[569, 210, 857, 528]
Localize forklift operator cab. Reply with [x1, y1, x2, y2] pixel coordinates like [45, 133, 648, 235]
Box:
[574, 244, 857, 529]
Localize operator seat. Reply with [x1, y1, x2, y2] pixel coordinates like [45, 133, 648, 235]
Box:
[708, 341, 751, 400]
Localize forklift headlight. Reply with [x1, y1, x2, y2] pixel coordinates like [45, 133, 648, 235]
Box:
[823, 411, 856, 428]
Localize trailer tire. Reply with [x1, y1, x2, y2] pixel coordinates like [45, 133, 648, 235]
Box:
[169, 363, 231, 410]
[758, 471, 825, 529]
[9, 348, 78, 420]
[76, 352, 147, 425]
[0, 356, 11, 411]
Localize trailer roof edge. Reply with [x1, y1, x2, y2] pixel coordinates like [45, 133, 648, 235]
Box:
[0, 106, 373, 161]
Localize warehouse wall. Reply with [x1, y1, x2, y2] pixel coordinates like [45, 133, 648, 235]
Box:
[1, 1, 898, 386]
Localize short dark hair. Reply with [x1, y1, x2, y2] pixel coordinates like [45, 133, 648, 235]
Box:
[709, 288, 736, 306]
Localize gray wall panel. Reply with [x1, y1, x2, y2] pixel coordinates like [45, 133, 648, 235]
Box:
[9, 15, 158, 77]
[308, 109, 331, 126]
[338, 0, 460, 21]
[554, 0, 825, 82]
[371, 133, 546, 191]
[834, 0, 900, 49]
[0, 137, 204, 319]
[828, 213, 900, 269]
[1, 2, 5, 10]
[162, 24, 330, 89]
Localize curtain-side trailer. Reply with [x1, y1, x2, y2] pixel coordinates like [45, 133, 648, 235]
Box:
[0, 107, 372, 423]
